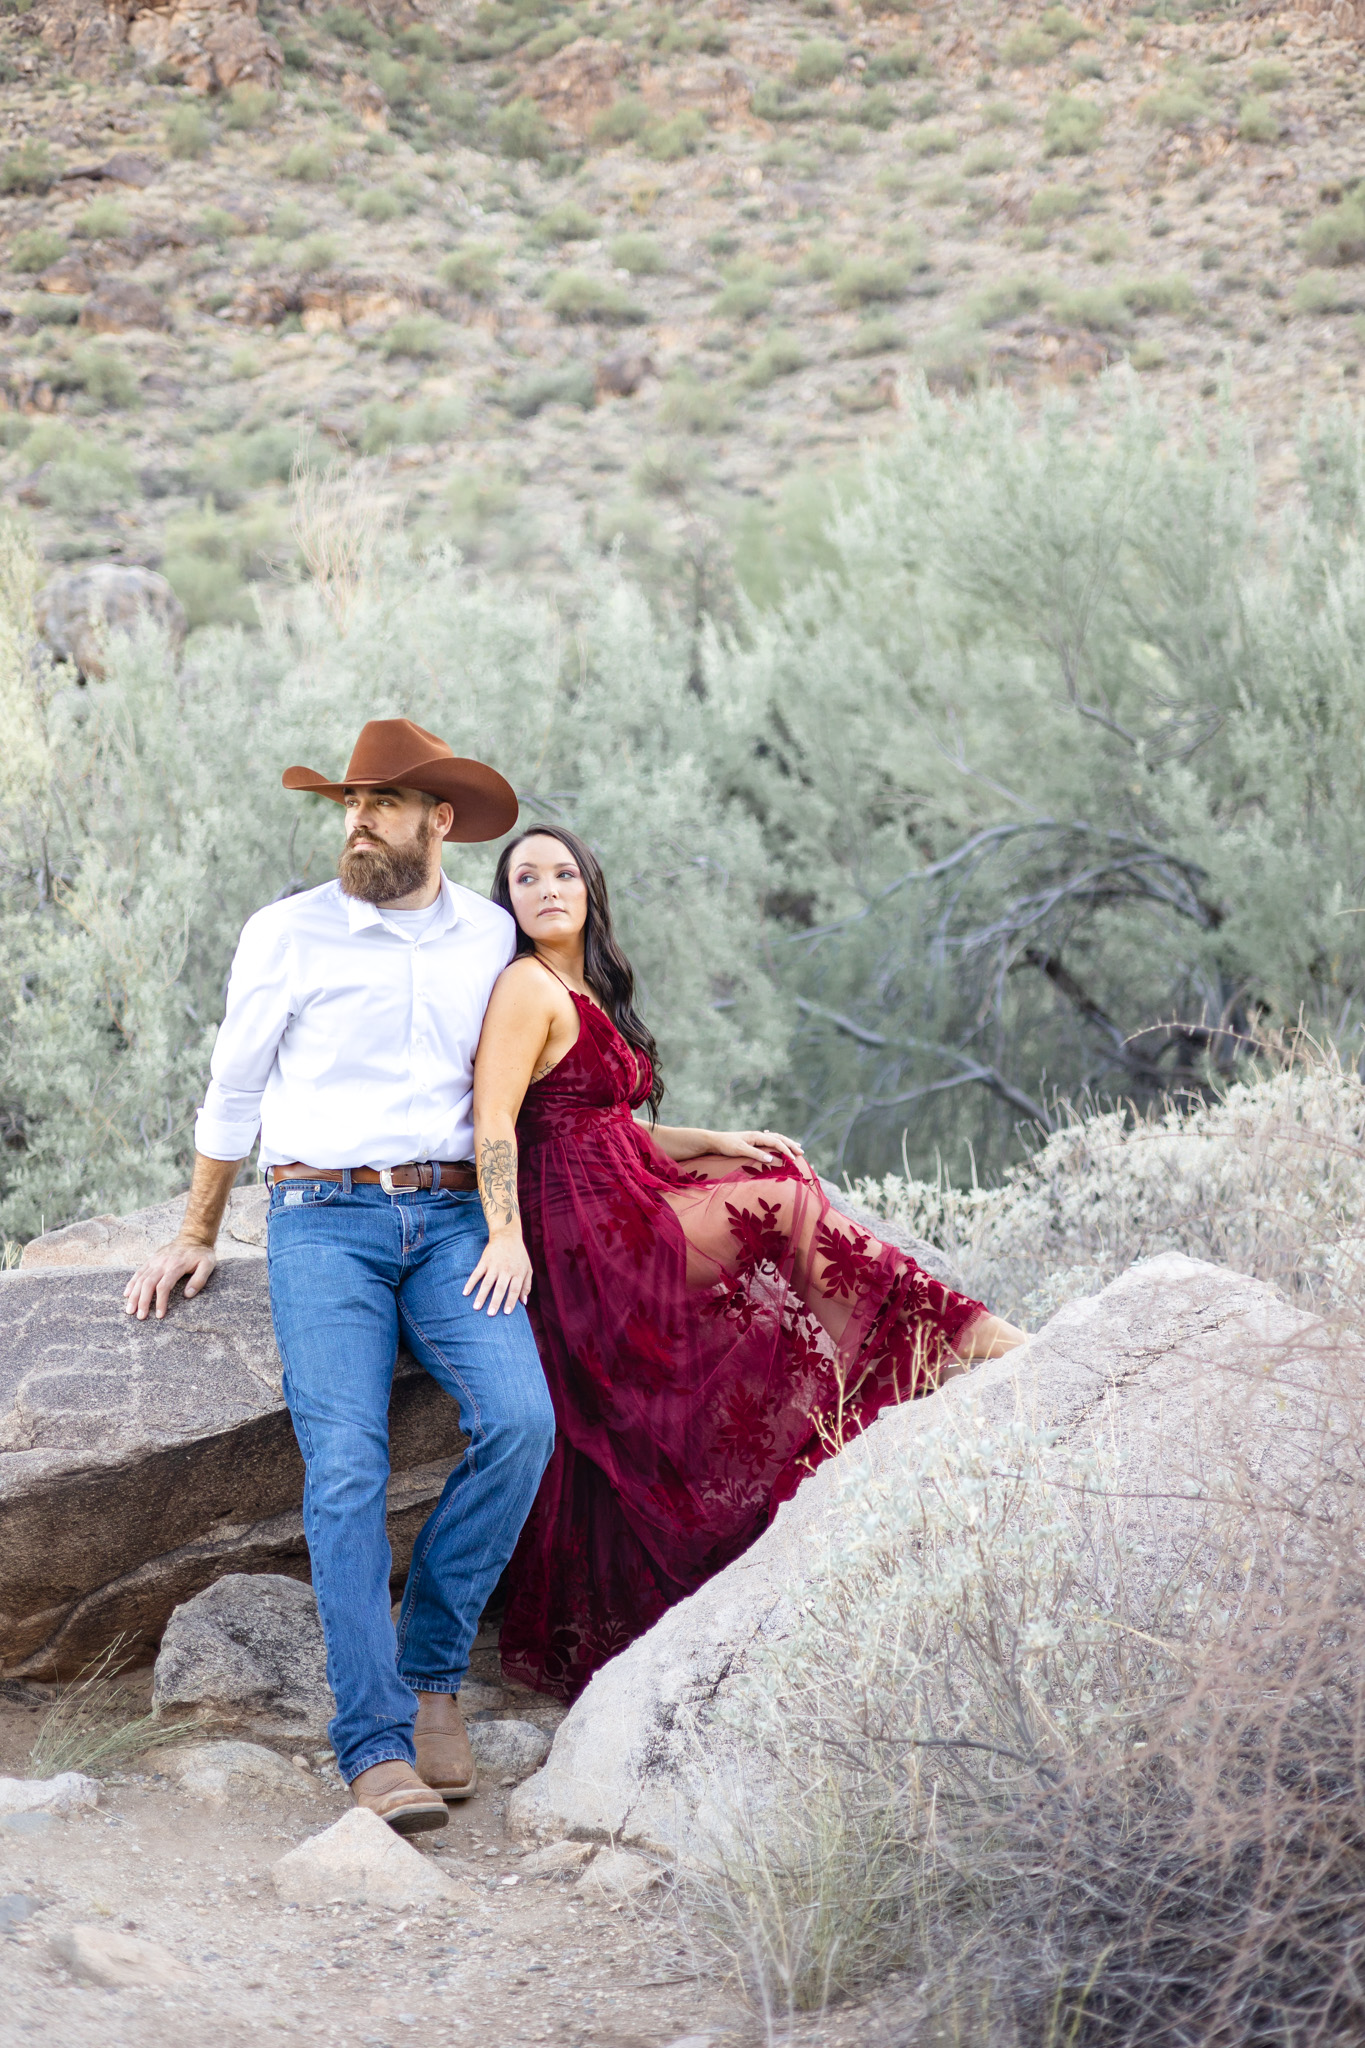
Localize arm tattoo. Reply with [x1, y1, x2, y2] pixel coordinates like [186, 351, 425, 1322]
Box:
[478, 1137, 520, 1229]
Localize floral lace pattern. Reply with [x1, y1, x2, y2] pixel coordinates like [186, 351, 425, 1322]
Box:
[499, 993, 986, 1702]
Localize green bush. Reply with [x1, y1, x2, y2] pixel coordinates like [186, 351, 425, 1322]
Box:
[20, 422, 138, 513]
[609, 231, 666, 275]
[1049, 282, 1131, 330]
[963, 139, 1012, 176]
[1248, 56, 1292, 91]
[1131, 337, 1165, 371]
[223, 83, 276, 130]
[8, 228, 65, 272]
[18, 292, 82, 326]
[852, 87, 897, 131]
[162, 500, 287, 626]
[166, 105, 214, 160]
[353, 186, 404, 223]
[644, 111, 706, 160]
[283, 140, 335, 182]
[793, 38, 845, 87]
[54, 343, 138, 409]
[323, 6, 384, 48]
[741, 330, 805, 388]
[1293, 270, 1362, 315]
[1121, 272, 1195, 315]
[1071, 51, 1104, 80]
[292, 232, 340, 273]
[1303, 193, 1365, 269]
[380, 312, 449, 358]
[490, 96, 553, 160]
[359, 394, 465, 450]
[1002, 26, 1057, 65]
[200, 206, 241, 245]
[539, 200, 598, 242]
[270, 201, 311, 241]
[437, 243, 501, 297]
[969, 276, 1050, 326]
[1042, 94, 1104, 156]
[658, 369, 731, 434]
[1028, 184, 1088, 225]
[1138, 82, 1210, 128]
[74, 195, 130, 240]
[982, 99, 1022, 127]
[802, 238, 842, 281]
[850, 314, 904, 354]
[868, 41, 926, 79]
[906, 123, 957, 157]
[1238, 94, 1279, 143]
[544, 270, 645, 323]
[714, 275, 773, 321]
[502, 362, 596, 417]
[1, 141, 55, 194]
[1040, 8, 1090, 45]
[591, 97, 650, 145]
[831, 257, 909, 308]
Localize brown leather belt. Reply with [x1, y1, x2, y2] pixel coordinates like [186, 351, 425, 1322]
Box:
[267, 1160, 477, 1193]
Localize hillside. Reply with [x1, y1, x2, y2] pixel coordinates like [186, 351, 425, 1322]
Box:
[2, 0, 1364, 625]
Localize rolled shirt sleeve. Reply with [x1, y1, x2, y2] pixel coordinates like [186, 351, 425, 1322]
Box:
[193, 910, 294, 1162]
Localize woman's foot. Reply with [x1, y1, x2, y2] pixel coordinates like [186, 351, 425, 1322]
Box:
[349, 1759, 449, 1834]
[415, 1691, 478, 1801]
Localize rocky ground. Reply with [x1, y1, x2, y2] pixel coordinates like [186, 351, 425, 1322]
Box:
[2, 0, 1364, 628]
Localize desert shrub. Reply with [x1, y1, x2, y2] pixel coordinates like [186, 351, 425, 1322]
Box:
[981, 98, 1021, 126]
[161, 501, 288, 629]
[270, 201, 310, 241]
[645, 111, 707, 161]
[1139, 81, 1211, 128]
[8, 227, 66, 272]
[1002, 25, 1057, 65]
[358, 395, 465, 450]
[323, 5, 383, 48]
[801, 238, 841, 281]
[867, 41, 926, 79]
[1028, 182, 1086, 224]
[851, 87, 897, 132]
[544, 270, 645, 323]
[1249, 56, 1292, 91]
[1048, 281, 1131, 329]
[659, 369, 731, 434]
[200, 206, 240, 244]
[18, 423, 137, 514]
[962, 138, 1012, 176]
[166, 104, 213, 160]
[353, 185, 404, 223]
[750, 80, 820, 125]
[969, 275, 1050, 326]
[283, 140, 335, 182]
[1040, 6, 1089, 44]
[292, 232, 340, 272]
[793, 38, 844, 87]
[1131, 336, 1165, 370]
[609, 231, 665, 275]
[849, 314, 903, 354]
[208, 422, 303, 488]
[713, 275, 772, 321]
[1, 141, 55, 194]
[380, 311, 449, 358]
[18, 292, 82, 326]
[1042, 93, 1103, 155]
[831, 257, 908, 307]
[74, 195, 130, 240]
[502, 362, 596, 417]
[222, 83, 276, 130]
[590, 96, 650, 145]
[906, 122, 956, 156]
[1303, 191, 1365, 268]
[1120, 271, 1195, 314]
[1294, 269, 1361, 315]
[54, 343, 138, 409]
[1071, 50, 1104, 79]
[539, 199, 597, 242]
[741, 330, 804, 389]
[490, 96, 553, 160]
[437, 242, 501, 296]
[1237, 92, 1279, 143]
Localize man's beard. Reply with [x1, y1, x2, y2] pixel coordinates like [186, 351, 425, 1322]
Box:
[338, 827, 434, 904]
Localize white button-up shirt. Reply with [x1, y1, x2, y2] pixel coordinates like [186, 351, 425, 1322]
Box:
[194, 877, 516, 1169]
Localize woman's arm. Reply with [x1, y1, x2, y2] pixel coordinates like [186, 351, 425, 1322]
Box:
[953, 1311, 1028, 1361]
[649, 1124, 805, 1166]
[464, 965, 558, 1315]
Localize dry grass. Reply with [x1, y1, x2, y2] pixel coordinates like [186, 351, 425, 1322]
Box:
[28, 1637, 203, 1778]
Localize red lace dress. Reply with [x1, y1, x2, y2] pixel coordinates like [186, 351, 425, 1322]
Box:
[498, 991, 987, 1701]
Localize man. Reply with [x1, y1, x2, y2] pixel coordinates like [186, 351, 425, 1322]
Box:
[126, 719, 555, 1836]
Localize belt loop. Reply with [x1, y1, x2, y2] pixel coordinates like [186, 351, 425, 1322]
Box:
[341, 1167, 352, 1195]
[432, 1162, 442, 1192]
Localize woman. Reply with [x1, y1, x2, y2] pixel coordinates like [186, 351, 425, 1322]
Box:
[468, 828, 1026, 1700]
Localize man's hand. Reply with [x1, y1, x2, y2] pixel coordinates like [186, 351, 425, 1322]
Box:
[124, 1239, 219, 1321]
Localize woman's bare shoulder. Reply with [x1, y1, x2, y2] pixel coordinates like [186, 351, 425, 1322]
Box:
[491, 955, 564, 1013]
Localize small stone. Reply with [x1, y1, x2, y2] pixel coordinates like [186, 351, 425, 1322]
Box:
[0, 1812, 55, 1838]
[0, 1772, 100, 1815]
[519, 1839, 595, 1879]
[271, 1809, 462, 1909]
[164, 1740, 320, 1803]
[466, 1720, 551, 1784]
[574, 1847, 663, 1902]
[0, 1893, 42, 1931]
[51, 1924, 192, 1989]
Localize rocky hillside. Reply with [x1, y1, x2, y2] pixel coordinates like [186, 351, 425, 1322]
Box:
[1, 0, 1363, 625]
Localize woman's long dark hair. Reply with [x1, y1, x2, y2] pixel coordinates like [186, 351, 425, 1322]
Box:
[492, 826, 664, 1120]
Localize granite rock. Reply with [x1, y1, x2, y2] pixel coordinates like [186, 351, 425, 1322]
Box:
[163, 1738, 321, 1801]
[0, 1771, 99, 1815]
[271, 1807, 460, 1908]
[34, 563, 187, 680]
[51, 1924, 192, 1988]
[154, 1576, 333, 1736]
[467, 1719, 552, 1784]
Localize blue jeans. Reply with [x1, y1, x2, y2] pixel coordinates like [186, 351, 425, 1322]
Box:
[266, 1179, 554, 1783]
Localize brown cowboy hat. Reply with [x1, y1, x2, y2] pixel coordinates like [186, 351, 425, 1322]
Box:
[282, 718, 518, 844]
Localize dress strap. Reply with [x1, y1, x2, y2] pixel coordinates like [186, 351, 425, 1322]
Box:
[531, 954, 580, 998]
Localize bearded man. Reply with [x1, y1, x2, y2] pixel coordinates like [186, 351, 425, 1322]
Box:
[125, 720, 554, 1835]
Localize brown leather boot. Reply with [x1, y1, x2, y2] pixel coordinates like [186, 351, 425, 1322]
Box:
[349, 1759, 449, 1835]
[414, 1691, 478, 1801]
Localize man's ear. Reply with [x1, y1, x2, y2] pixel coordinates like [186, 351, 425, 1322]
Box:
[433, 801, 455, 839]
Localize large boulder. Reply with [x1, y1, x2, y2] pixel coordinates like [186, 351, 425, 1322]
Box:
[152, 1574, 332, 1735]
[0, 1258, 469, 1677]
[35, 563, 187, 681]
[19, 1183, 267, 1271]
[508, 1254, 1336, 1861]
[35, 0, 282, 90]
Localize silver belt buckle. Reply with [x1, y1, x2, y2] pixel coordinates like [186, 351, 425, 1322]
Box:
[379, 1168, 398, 1195]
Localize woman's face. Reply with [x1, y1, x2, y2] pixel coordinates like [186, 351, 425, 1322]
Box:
[507, 834, 590, 946]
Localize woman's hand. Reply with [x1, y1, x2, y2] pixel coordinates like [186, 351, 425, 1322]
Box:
[705, 1129, 806, 1167]
[463, 1226, 534, 1316]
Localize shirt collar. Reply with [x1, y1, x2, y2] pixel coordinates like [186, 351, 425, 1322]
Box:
[344, 872, 462, 939]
